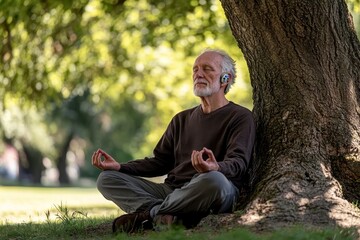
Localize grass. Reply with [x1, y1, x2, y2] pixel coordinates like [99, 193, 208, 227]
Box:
[0, 186, 121, 224]
[0, 186, 358, 240]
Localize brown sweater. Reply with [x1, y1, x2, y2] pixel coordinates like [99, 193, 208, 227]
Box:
[120, 102, 256, 190]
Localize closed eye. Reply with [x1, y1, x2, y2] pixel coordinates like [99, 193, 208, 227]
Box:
[203, 64, 215, 71]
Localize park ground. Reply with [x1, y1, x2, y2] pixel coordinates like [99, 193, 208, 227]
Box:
[0, 186, 358, 240]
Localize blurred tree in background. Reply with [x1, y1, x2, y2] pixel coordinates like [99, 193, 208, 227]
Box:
[0, 0, 359, 185]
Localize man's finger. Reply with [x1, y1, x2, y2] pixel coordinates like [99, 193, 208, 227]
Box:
[191, 150, 197, 165]
[98, 149, 109, 159]
[91, 152, 95, 165]
[96, 151, 103, 167]
[92, 151, 99, 166]
[191, 151, 200, 171]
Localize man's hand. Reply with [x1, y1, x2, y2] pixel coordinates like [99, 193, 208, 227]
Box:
[191, 147, 219, 173]
[92, 149, 121, 171]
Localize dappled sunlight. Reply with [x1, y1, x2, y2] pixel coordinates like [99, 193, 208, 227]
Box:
[238, 198, 271, 226]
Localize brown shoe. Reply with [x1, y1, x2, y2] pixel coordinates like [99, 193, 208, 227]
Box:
[112, 211, 153, 233]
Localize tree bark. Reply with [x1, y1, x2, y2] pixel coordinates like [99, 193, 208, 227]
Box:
[220, 0, 360, 233]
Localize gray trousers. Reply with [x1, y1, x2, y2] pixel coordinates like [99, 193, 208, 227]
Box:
[97, 170, 239, 219]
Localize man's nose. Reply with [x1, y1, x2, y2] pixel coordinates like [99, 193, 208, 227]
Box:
[194, 69, 204, 79]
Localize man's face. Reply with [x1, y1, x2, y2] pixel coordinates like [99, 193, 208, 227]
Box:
[192, 52, 223, 97]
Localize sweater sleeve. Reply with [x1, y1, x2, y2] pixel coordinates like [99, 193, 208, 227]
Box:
[217, 110, 256, 183]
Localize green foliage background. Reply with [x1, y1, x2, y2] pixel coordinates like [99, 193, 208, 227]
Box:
[0, 0, 359, 183]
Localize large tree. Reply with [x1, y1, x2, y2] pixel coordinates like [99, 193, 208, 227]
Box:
[220, 0, 360, 233]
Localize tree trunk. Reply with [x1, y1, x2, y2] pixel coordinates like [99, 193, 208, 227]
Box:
[57, 130, 74, 185]
[220, 0, 360, 233]
[21, 144, 44, 184]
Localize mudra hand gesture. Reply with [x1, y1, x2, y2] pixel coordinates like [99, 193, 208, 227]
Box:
[92, 149, 120, 171]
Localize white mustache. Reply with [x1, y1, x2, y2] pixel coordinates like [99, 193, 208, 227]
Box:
[194, 79, 208, 85]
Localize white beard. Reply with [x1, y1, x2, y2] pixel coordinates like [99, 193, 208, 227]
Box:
[193, 80, 221, 97]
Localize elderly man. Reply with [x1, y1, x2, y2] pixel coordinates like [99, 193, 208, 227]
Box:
[92, 49, 255, 233]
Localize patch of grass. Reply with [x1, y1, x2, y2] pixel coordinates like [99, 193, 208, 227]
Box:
[0, 219, 357, 240]
[46, 202, 88, 224]
[0, 186, 358, 240]
[0, 186, 121, 224]
[141, 227, 357, 240]
[261, 226, 357, 240]
[0, 200, 113, 240]
[0, 217, 114, 240]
